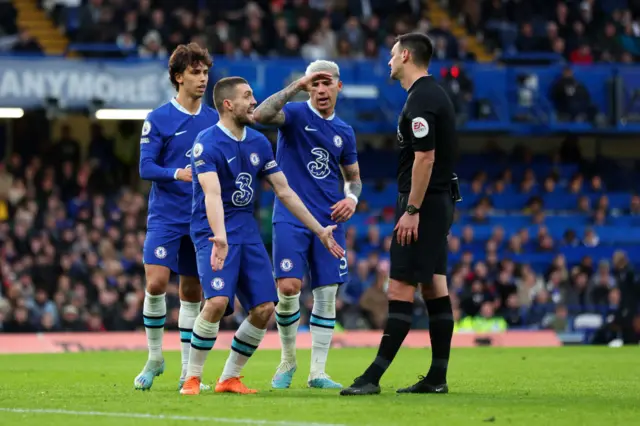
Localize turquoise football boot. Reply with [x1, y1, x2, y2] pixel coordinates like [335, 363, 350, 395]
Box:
[133, 359, 165, 391]
[308, 373, 343, 389]
[272, 362, 297, 389]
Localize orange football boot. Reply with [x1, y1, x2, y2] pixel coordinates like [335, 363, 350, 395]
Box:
[214, 376, 258, 394]
[180, 376, 201, 395]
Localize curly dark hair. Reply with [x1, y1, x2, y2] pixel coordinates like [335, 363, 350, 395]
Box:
[168, 43, 213, 91]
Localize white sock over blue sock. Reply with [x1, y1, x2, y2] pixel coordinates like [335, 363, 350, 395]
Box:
[143, 291, 166, 362]
[186, 315, 219, 379]
[275, 289, 301, 363]
[220, 319, 266, 381]
[309, 285, 338, 378]
[179, 300, 201, 379]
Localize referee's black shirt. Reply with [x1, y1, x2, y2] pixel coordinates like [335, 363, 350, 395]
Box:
[396, 75, 457, 194]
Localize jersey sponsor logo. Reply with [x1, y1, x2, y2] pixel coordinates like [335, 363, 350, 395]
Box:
[333, 135, 343, 148]
[142, 121, 151, 136]
[211, 277, 225, 290]
[192, 143, 203, 158]
[250, 153, 260, 166]
[263, 160, 277, 171]
[175, 130, 187, 136]
[280, 258, 294, 272]
[154, 246, 167, 259]
[307, 147, 330, 180]
[411, 117, 429, 138]
[227, 157, 236, 164]
[232, 173, 254, 206]
[397, 126, 404, 144]
[140, 137, 150, 144]
[195, 160, 205, 167]
[304, 125, 318, 132]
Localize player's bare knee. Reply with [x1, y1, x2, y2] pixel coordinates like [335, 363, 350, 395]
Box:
[249, 302, 275, 327]
[277, 278, 302, 296]
[201, 297, 227, 322]
[145, 265, 170, 295]
[179, 275, 202, 302]
[387, 279, 415, 302]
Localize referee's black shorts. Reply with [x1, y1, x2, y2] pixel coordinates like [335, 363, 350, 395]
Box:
[389, 191, 454, 287]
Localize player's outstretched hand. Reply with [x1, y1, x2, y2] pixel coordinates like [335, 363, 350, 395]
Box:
[208, 236, 228, 271]
[176, 168, 193, 183]
[296, 71, 334, 92]
[331, 197, 357, 223]
[317, 225, 345, 259]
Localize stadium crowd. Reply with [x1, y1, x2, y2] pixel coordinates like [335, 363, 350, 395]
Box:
[452, 0, 640, 62]
[2, 1, 639, 63]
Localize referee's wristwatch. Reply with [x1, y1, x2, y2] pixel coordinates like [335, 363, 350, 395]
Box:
[406, 204, 420, 215]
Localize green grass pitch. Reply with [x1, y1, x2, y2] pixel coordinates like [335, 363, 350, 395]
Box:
[1, 347, 639, 426]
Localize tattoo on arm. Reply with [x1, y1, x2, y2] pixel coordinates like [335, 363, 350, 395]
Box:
[342, 163, 362, 198]
[254, 81, 302, 126]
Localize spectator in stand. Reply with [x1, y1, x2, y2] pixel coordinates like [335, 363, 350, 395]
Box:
[570, 43, 594, 64]
[78, 0, 103, 42]
[432, 36, 450, 60]
[0, 0, 18, 37]
[551, 68, 592, 121]
[515, 22, 538, 52]
[11, 29, 43, 55]
[301, 31, 331, 60]
[340, 16, 364, 54]
[596, 22, 623, 60]
[138, 30, 167, 58]
[234, 37, 259, 59]
[456, 38, 477, 61]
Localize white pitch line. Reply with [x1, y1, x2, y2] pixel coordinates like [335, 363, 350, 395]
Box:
[0, 408, 347, 426]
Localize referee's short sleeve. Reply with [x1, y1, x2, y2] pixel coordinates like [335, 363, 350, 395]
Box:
[406, 100, 436, 152]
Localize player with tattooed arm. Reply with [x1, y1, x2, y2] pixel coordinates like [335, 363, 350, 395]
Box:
[253, 60, 362, 390]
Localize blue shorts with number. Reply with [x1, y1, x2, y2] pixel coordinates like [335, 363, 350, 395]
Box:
[272, 222, 348, 289]
[143, 229, 198, 277]
[196, 242, 278, 317]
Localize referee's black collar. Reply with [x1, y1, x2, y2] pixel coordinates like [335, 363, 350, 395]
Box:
[407, 75, 433, 93]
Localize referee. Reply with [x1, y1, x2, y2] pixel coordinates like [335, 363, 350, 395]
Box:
[341, 33, 458, 396]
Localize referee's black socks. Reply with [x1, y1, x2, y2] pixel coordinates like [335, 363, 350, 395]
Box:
[361, 300, 413, 385]
[425, 296, 454, 384]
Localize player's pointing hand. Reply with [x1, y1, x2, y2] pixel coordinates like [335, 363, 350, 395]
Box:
[296, 72, 334, 92]
[209, 236, 228, 271]
[317, 225, 345, 259]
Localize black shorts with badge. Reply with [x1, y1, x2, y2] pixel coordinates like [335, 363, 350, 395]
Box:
[391, 75, 458, 287]
[389, 191, 454, 286]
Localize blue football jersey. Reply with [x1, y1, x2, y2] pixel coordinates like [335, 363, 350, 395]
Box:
[139, 99, 219, 233]
[190, 123, 281, 246]
[272, 100, 358, 227]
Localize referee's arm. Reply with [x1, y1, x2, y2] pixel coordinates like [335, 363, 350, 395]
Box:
[407, 108, 436, 209]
